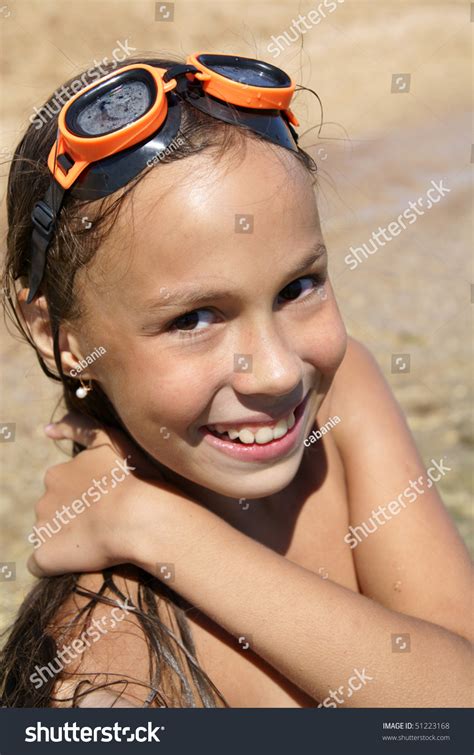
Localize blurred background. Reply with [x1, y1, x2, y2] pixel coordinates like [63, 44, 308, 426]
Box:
[0, 0, 472, 633]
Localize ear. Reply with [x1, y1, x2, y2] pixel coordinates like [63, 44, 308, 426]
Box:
[17, 288, 95, 379]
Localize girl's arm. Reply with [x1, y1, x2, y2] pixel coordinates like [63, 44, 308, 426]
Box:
[330, 337, 473, 645]
[127, 338, 473, 707]
[128, 481, 472, 708]
[29, 338, 473, 706]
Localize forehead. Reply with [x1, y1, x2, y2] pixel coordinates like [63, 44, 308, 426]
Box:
[81, 140, 321, 306]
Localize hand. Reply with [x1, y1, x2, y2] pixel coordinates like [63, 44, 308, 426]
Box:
[26, 412, 192, 578]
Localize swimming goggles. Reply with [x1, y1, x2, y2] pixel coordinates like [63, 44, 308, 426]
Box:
[26, 52, 301, 303]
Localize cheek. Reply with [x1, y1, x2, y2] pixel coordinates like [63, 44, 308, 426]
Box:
[101, 342, 217, 434]
[324, 307, 348, 373]
[300, 298, 347, 379]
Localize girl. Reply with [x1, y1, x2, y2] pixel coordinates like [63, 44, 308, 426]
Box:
[0, 52, 472, 709]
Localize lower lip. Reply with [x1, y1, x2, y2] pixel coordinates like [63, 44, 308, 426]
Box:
[198, 393, 310, 462]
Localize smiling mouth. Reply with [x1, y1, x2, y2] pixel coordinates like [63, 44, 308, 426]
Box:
[203, 393, 310, 446]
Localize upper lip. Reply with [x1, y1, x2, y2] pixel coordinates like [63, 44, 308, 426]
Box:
[204, 392, 309, 430]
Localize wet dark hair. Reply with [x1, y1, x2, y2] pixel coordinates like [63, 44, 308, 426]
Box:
[0, 53, 318, 707]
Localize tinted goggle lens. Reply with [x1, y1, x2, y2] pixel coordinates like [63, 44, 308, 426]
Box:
[66, 71, 156, 137]
[196, 54, 291, 89]
[76, 81, 151, 135]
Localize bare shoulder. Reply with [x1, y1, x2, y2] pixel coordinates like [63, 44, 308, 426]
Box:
[46, 569, 192, 707]
[331, 336, 386, 410]
[317, 336, 390, 451]
[326, 337, 473, 643]
[329, 335, 414, 448]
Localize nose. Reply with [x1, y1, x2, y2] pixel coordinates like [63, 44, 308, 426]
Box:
[231, 317, 303, 399]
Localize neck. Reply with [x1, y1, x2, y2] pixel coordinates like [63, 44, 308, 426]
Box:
[152, 459, 306, 554]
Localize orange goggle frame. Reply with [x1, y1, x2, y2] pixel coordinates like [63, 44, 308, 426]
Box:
[49, 52, 300, 190]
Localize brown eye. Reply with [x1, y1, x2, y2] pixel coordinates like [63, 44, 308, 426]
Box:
[172, 311, 200, 331]
[169, 309, 216, 340]
[278, 275, 323, 304]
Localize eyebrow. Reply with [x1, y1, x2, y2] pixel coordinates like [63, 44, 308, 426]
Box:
[141, 243, 327, 313]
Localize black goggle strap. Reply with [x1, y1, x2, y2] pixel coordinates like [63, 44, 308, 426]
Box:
[283, 113, 299, 145]
[26, 177, 66, 303]
[162, 64, 199, 89]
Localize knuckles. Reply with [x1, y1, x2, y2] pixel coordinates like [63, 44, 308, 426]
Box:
[42, 462, 71, 489]
[34, 492, 52, 520]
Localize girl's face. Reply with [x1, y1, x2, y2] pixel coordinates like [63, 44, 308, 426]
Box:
[74, 139, 347, 501]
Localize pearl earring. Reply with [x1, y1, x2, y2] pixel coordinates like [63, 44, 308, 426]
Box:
[76, 379, 92, 399]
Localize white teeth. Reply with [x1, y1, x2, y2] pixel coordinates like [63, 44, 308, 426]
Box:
[239, 428, 256, 445]
[254, 427, 274, 444]
[272, 418, 289, 439]
[209, 410, 296, 445]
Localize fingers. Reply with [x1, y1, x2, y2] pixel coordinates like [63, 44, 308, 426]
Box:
[27, 549, 78, 578]
[42, 412, 162, 482]
[44, 411, 113, 449]
[27, 552, 50, 578]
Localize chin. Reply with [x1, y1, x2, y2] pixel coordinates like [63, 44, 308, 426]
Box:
[204, 455, 304, 500]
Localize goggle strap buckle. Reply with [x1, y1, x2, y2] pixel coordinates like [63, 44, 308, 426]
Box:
[27, 180, 66, 303]
[31, 200, 55, 238]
